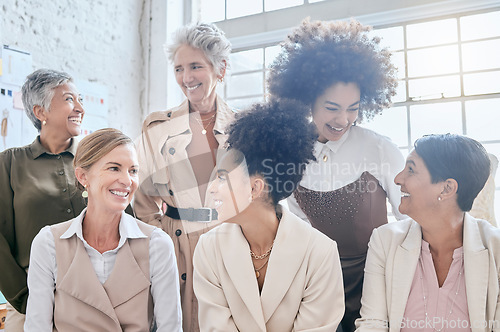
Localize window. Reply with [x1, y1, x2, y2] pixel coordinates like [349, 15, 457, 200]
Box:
[220, 10, 500, 221]
[201, 0, 306, 21]
[363, 11, 500, 222]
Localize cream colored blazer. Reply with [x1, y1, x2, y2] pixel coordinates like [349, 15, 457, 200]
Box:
[356, 214, 500, 332]
[193, 207, 345, 332]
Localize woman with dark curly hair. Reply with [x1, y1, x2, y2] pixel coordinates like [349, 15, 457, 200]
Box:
[193, 99, 345, 332]
[268, 19, 406, 332]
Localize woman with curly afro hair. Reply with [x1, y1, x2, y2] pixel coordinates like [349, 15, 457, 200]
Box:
[268, 19, 406, 332]
[192, 99, 345, 332]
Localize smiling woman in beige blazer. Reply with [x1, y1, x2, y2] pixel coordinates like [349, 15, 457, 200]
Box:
[193, 99, 345, 332]
[356, 134, 500, 332]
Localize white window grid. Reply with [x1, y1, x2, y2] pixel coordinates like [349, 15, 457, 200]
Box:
[218, 9, 500, 221]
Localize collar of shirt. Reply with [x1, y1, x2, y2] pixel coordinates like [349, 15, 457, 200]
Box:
[314, 126, 352, 158]
[30, 136, 78, 159]
[60, 208, 148, 252]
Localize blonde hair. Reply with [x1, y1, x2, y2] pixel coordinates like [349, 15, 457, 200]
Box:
[74, 128, 134, 190]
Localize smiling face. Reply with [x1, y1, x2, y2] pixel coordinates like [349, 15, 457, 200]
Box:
[312, 82, 360, 143]
[394, 150, 444, 220]
[208, 151, 252, 222]
[173, 44, 220, 111]
[78, 144, 139, 215]
[43, 82, 84, 139]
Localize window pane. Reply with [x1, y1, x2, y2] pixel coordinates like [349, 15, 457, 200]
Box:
[407, 45, 459, 77]
[372, 26, 404, 51]
[408, 75, 461, 101]
[200, 0, 225, 22]
[461, 11, 500, 41]
[393, 81, 407, 103]
[392, 51, 405, 80]
[230, 49, 263, 73]
[464, 71, 500, 96]
[410, 102, 462, 142]
[361, 106, 408, 147]
[227, 96, 265, 110]
[265, 0, 303, 12]
[265, 45, 281, 67]
[407, 18, 457, 48]
[465, 99, 500, 141]
[309, 0, 326, 2]
[462, 39, 500, 72]
[227, 0, 263, 19]
[227, 72, 264, 98]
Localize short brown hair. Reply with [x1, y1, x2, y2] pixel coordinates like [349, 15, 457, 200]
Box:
[74, 128, 134, 190]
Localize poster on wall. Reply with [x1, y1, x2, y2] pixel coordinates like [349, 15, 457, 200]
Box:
[75, 79, 109, 139]
[0, 45, 35, 152]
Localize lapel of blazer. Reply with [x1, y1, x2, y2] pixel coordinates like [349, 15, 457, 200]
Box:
[260, 208, 311, 323]
[219, 224, 267, 331]
[463, 213, 489, 328]
[104, 239, 151, 308]
[57, 237, 120, 327]
[390, 221, 421, 330]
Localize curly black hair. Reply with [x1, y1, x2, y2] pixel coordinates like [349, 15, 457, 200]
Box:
[226, 99, 316, 206]
[268, 19, 398, 122]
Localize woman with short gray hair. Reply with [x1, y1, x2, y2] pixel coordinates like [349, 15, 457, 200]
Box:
[134, 22, 235, 332]
[0, 68, 86, 331]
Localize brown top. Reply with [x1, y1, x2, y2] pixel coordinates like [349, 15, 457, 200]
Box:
[294, 171, 388, 257]
[0, 137, 85, 313]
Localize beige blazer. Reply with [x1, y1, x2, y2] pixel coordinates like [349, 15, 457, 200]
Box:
[134, 95, 235, 332]
[193, 207, 345, 332]
[356, 214, 500, 332]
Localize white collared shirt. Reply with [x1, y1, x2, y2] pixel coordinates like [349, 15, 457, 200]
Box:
[24, 209, 182, 331]
[288, 126, 406, 221]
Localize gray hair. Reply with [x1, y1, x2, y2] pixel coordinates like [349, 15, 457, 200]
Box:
[166, 22, 231, 75]
[21, 69, 73, 131]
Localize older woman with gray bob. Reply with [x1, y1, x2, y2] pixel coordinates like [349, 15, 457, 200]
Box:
[134, 22, 235, 332]
[0, 68, 86, 331]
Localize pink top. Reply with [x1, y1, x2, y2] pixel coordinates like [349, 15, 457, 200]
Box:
[402, 240, 470, 331]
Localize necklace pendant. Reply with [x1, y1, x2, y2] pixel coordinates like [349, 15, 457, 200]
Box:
[255, 270, 260, 278]
[201, 129, 207, 135]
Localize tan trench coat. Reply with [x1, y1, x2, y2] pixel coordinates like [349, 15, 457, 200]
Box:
[134, 95, 235, 332]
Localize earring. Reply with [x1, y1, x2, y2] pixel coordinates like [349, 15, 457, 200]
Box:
[42, 120, 47, 126]
[82, 185, 88, 198]
[218, 77, 224, 83]
[438, 196, 442, 201]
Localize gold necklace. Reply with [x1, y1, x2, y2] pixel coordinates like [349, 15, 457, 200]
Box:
[254, 258, 269, 278]
[192, 113, 216, 135]
[250, 241, 274, 260]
